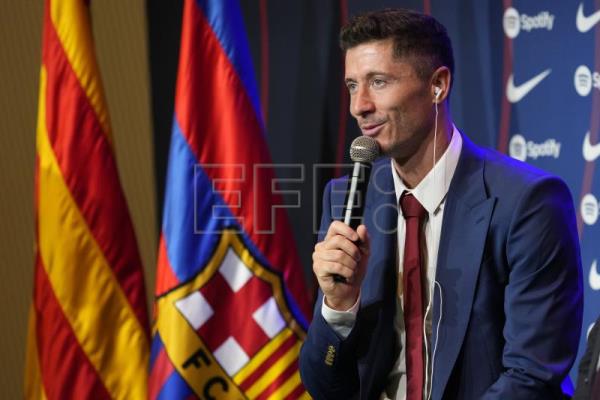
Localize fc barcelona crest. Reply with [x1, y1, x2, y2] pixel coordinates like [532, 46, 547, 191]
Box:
[155, 230, 309, 399]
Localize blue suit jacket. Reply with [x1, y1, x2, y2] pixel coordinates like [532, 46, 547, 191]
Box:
[299, 134, 583, 399]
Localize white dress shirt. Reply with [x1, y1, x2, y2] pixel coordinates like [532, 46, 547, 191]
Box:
[322, 127, 463, 400]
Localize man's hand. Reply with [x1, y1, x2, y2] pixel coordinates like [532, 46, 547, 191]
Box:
[312, 221, 370, 311]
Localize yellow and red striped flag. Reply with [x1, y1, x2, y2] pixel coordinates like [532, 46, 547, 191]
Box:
[24, 1, 150, 399]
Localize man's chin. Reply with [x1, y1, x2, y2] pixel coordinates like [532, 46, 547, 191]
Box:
[371, 138, 393, 156]
[380, 142, 402, 158]
[372, 138, 410, 160]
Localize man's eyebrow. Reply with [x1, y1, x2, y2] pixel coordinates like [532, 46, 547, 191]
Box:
[344, 71, 395, 82]
[365, 71, 392, 78]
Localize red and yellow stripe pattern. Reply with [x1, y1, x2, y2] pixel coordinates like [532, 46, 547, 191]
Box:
[233, 328, 310, 400]
[24, 1, 150, 399]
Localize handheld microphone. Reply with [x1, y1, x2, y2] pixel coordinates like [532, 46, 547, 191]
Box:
[343, 136, 380, 229]
[332, 136, 379, 284]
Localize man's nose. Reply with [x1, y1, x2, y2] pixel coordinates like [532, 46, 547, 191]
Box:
[351, 87, 375, 118]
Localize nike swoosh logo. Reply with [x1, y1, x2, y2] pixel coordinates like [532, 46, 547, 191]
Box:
[583, 131, 600, 161]
[506, 69, 551, 103]
[590, 259, 600, 290]
[576, 3, 600, 33]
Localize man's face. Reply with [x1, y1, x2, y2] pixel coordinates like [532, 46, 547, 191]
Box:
[345, 39, 435, 160]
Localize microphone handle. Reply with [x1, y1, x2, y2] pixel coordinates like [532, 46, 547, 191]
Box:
[343, 161, 372, 230]
[332, 161, 371, 283]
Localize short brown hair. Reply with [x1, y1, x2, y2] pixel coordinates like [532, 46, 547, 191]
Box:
[340, 8, 454, 81]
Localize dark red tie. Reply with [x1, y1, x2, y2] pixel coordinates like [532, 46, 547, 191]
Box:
[400, 192, 427, 400]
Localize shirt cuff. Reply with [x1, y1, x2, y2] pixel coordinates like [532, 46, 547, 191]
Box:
[321, 294, 360, 339]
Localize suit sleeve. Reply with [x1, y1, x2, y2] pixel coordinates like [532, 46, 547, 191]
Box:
[299, 180, 361, 399]
[483, 176, 583, 399]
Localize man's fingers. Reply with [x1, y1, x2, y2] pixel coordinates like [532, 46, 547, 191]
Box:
[356, 224, 370, 255]
[321, 235, 361, 261]
[324, 220, 359, 242]
[312, 222, 370, 294]
[314, 261, 356, 283]
[317, 249, 358, 269]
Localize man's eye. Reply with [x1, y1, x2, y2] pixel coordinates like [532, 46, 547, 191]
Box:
[346, 82, 357, 93]
[372, 79, 386, 88]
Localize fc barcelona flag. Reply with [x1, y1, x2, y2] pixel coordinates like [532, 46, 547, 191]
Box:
[149, 0, 312, 399]
[25, 0, 150, 399]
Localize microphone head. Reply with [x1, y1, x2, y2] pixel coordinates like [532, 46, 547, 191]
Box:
[349, 136, 380, 163]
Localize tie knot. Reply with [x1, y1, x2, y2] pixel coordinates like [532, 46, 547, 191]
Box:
[400, 192, 427, 219]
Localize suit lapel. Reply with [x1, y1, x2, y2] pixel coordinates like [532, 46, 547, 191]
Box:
[361, 160, 398, 305]
[431, 136, 496, 399]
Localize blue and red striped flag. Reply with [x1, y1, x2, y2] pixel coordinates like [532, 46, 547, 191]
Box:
[25, 0, 150, 398]
[149, 1, 312, 399]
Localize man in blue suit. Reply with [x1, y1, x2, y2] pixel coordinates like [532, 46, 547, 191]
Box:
[299, 8, 583, 400]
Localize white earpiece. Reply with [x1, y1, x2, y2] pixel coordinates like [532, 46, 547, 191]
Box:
[434, 86, 441, 99]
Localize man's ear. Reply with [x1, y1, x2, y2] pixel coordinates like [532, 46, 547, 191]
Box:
[430, 66, 451, 103]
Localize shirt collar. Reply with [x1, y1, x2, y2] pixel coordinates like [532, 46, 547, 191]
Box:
[392, 125, 463, 214]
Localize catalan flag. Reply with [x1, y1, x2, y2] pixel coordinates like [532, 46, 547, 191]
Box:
[149, 0, 312, 399]
[24, 1, 150, 399]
